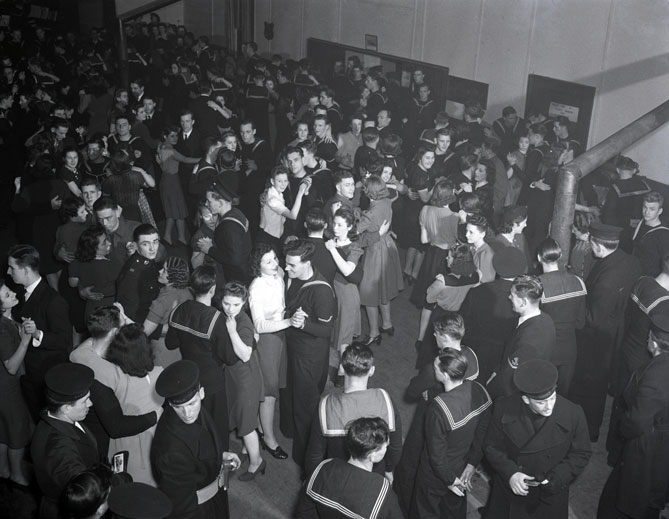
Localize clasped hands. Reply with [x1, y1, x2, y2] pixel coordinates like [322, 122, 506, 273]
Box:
[290, 307, 308, 329]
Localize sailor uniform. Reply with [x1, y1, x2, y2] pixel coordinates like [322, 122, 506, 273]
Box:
[538, 270, 587, 394]
[281, 272, 337, 468]
[305, 388, 402, 478]
[412, 381, 492, 519]
[296, 457, 403, 519]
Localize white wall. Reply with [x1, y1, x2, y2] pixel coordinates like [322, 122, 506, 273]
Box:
[254, 0, 669, 184]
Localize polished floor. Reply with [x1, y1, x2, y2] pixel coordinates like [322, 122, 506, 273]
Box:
[227, 284, 618, 519]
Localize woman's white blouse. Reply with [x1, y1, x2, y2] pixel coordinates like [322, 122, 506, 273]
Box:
[249, 269, 287, 334]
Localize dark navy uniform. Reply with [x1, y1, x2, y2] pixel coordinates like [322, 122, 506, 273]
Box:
[484, 395, 591, 519]
[395, 347, 479, 515]
[632, 221, 669, 277]
[296, 458, 403, 519]
[188, 159, 219, 201]
[601, 176, 651, 251]
[166, 300, 239, 446]
[207, 207, 252, 284]
[488, 313, 557, 399]
[460, 279, 518, 384]
[281, 272, 337, 469]
[492, 116, 526, 156]
[305, 388, 402, 478]
[152, 405, 229, 519]
[314, 135, 339, 165]
[598, 350, 669, 519]
[240, 138, 273, 235]
[614, 276, 669, 395]
[152, 360, 233, 519]
[107, 133, 153, 172]
[412, 380, 491, 519]
[538, 270, 587, 394]
[570, 248, 642, 440]
[116, 252, 161, 323]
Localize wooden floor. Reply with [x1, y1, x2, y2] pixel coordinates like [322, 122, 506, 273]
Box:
[228, 283, 615, 519]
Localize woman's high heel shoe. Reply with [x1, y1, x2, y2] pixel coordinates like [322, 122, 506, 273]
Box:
[380, 326, 395, 336]
[258, 432, 288, 460]
[238, 459, 267, 482]
[354, 335, 382, 346]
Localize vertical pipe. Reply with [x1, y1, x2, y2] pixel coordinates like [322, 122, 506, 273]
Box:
[549, 166, 579, 269]
[118, 17, 128, 87]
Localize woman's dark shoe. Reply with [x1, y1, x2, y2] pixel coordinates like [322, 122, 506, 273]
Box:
[355, 335, 382, 346]
[265, 444, 288, 460]
[380, 326, 395, 336]
[238, 459, 267, 481]
[259, 434, 288, 460]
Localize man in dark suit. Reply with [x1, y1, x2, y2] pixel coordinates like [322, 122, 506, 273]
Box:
[460, 247, 528, 384]
[175, 109, 202, 222]
[32, 363, 98, 519]
[8, 244, 72, 420]
[142, 94, 166, 140]
[487, 275, 557, 399]
[188, 80, 220, 139]
[484, 359, 591, 519]
[569, 222, 643, 441]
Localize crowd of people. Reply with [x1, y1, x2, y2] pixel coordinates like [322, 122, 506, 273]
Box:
[1, 10, 669, 519]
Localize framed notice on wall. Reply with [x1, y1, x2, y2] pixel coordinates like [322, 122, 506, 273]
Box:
[524, 74, 596, 148]
[364, 34, 378, 52]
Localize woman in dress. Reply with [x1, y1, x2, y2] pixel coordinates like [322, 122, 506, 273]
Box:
[102, 151, 156, 225]
[410, 179, 459, 307]
[105, 324, 164, 485]
[466, 214, 496, 283]
[221, 281, 266, 480]
[416, 245, 481, 368]
[356, 175, 403, 345]
[248, 244, 290, 460]
[287, 120, 311, 148]
[69, 224, 122, 322]
[0, 280, 32, 486]
[144, 257, 192, 368]
[131, 104, 159, 151]
[325, 208, 364, 384]
[258, 165, 310, 250]
[218, 130, 242, 193]
[156, 125, 200, 245]
[59, 146, 84, 198]
[505, 133, 530, 207]
[55, 197, 90, 339]
[473, 158, 495, 222]
[399, 144, 435, 286]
